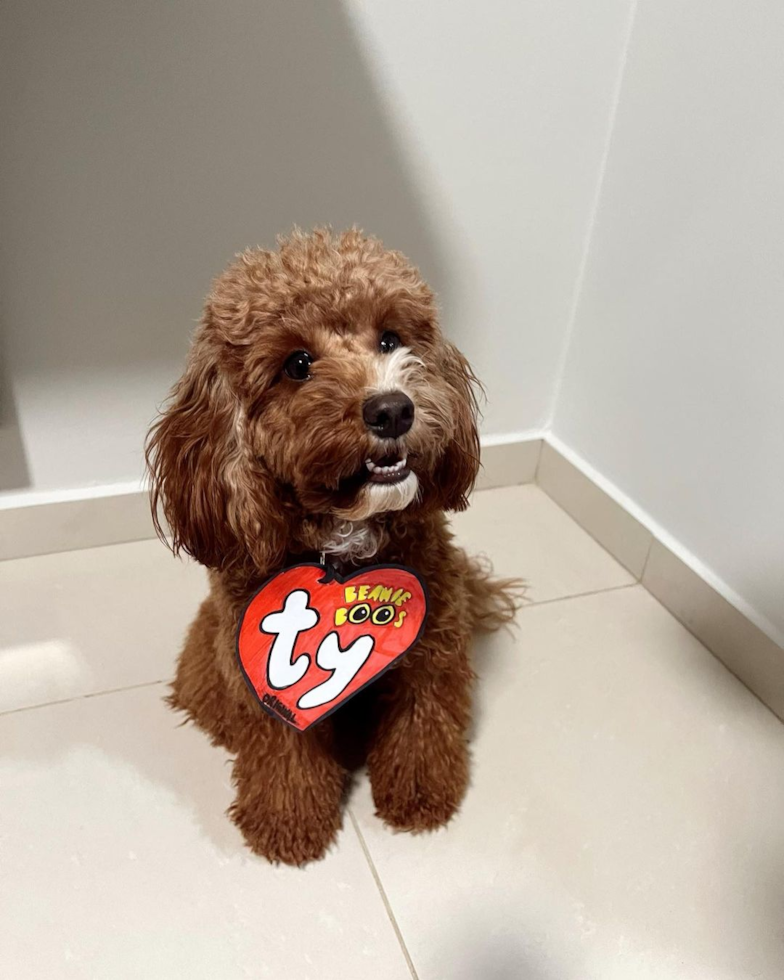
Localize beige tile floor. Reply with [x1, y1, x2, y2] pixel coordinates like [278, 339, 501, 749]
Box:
[2, 484, 784, 979]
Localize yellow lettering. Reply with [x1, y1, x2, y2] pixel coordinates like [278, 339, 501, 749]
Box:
[344, 586, 357, 603]
[334, 607, 348, 626]
[368, 585, 395, 602]
[358, 585, 370, 601]
[394, 610, 407, 629]
[394, 590, 412, 607]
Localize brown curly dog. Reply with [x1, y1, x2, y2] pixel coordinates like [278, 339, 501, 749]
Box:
[147, 228, 516, 865]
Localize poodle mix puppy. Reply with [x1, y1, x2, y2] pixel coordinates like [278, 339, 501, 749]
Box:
[147, 228, 514, 865]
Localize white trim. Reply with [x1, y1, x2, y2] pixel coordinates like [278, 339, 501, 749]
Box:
[0, 436, 545, 560]
[476, 437, 542, 492]
[479, 429, 546, 448]
[0, 436, 540, 511]
[0, 478, 145, 510]
[546, 433, 784, 651]
[0, 488, 155, 562]
[2, 432, 781, 662]
[1, 434, 780, 718]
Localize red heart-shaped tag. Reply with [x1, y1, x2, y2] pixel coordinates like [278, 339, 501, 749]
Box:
[236, 563, 428, 731]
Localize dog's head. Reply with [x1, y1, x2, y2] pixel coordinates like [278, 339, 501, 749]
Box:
[146, 229, 480, 572]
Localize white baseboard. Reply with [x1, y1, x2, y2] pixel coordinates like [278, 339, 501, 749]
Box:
[0, 484, 153, 562]
[0, 433, 545, 562]
[2, 433, 781, 724]
[540, 435, 784, 722]
[475, 431, 543, 491]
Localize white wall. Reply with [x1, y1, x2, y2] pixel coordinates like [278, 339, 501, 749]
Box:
[553, 0, 784, 642]
[0, 0, 633, 496]
[1, 0, 778, 648]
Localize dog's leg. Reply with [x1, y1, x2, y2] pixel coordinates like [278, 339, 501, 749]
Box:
[367, 634, 474, 833]
[170, 595, 346, 864]
[229, 715, 347, 865]
[168, 596, 243, 752]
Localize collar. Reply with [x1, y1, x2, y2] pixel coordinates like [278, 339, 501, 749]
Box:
[281, 549, 379, 579]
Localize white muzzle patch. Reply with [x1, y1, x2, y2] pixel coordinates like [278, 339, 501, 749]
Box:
[367, 346, 423, 398]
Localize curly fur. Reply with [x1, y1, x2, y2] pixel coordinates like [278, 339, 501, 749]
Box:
[147, 228, 518, 865]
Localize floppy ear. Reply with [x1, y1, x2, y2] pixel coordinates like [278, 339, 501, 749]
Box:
[433, 343, 481, 512]
[145, 345, 288, 573]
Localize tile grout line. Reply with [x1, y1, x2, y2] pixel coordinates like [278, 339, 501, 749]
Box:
[519, 581, 639, 611]
[347, 808, 419, 980]
[0, 678, 169, 718]
[643, 588, 784, 728]
[533, 463, 652, 582]
[531, 455, 784, 727]
[639, 534, 655, 582]
[534, 442, 784, 653]
[0, 532, 161, 564]
[532, 437, 544, 484]
[2, 584, 642, 718]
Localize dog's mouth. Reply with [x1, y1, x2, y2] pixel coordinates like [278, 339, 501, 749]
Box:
[364, 452, 410, 486]
[309, 448, 416, 514]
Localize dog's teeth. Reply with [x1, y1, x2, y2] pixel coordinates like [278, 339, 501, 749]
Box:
[365, 456, 408, 478]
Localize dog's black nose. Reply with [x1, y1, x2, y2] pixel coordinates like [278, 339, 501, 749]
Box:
[362, 391, 415, 439]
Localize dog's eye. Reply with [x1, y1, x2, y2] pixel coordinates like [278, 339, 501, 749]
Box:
[283, 350, 314, 381]
[379, 331, 401, 354]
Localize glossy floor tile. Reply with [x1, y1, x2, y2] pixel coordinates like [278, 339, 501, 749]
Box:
[0, 486, 630, 715]
[0, 539, 206, 713]
[453, 484, 635, 601]
[0, 684, 411, 980]
[2, 484, 783, 980]
[537, 440, 653, 578]
[350, 587, 784, 980]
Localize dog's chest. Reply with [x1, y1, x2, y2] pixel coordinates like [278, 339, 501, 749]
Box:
[319, 520, 384, 564]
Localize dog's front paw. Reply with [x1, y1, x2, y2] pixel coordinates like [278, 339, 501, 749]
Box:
[370, 744, 469, 833]
[373, 783, 463, 833]
[229, 797, 342, 866]
[369, 728, 470, 833]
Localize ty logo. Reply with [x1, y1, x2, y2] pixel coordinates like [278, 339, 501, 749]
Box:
[237, 564, 428, 731]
